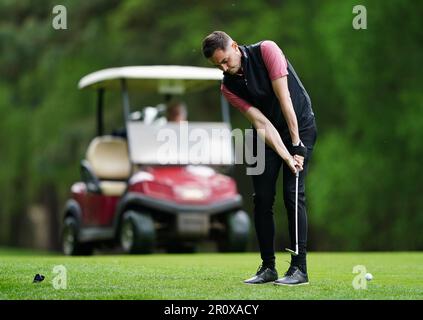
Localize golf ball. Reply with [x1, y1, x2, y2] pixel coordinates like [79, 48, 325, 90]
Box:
[365, 273, 373, 281]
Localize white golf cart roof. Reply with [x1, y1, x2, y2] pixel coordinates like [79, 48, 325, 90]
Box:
[78, 65, 223, 94]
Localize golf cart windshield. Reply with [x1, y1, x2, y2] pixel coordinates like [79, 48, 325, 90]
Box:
[127, 121, 234, 165]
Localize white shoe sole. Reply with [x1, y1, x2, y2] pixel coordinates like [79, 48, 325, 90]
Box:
[243, 280, 276, 285]
[273, 281, 309, 287]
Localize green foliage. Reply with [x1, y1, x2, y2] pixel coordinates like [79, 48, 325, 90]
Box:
[307, 0, 423, 250]
[0, 0, 421, 250]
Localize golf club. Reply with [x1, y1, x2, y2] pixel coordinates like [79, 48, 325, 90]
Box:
[285, 170, 299, 256]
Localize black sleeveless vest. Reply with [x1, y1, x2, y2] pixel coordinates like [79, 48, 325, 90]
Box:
[223, 42, 315, 141]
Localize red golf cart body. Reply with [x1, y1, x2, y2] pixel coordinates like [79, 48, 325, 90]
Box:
[62, 66, 250, 255]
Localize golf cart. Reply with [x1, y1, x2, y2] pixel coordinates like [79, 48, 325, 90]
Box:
[62, 66, 251, 255]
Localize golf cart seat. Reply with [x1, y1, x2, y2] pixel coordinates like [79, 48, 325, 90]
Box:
[84, 136, 131, 196]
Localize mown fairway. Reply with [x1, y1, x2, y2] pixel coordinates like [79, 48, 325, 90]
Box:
[0, 248, 422, 300]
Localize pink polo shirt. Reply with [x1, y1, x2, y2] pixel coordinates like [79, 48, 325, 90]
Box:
[221, 40, 289, 113]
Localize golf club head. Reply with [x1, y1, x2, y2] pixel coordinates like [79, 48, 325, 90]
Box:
[285, 248, 299, 256]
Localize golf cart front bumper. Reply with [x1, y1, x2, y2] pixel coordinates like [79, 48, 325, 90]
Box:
[118, 192, 243, 215]
[117, 192, 243, 239]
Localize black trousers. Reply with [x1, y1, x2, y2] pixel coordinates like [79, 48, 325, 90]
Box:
[251, 120, 317, 267]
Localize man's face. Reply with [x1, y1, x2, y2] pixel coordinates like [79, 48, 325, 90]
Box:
[209, 42, 242, 75]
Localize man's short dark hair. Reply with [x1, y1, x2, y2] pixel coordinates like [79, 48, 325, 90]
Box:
[202, 31, 232, 59]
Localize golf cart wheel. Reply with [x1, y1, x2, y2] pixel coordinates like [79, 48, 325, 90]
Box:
[120, 210, 155, 254]
[62, 216, 93, 256]
[217, 210, 250, 252]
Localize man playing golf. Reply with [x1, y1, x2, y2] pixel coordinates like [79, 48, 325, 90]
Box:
[202, 31, 317, 286]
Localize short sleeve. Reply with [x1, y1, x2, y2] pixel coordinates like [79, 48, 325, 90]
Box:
[260, 40, 289, 81]
[221, 84, 252, 113]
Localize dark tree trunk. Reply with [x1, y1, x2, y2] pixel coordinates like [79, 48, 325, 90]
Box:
[42, 182, 61, 251]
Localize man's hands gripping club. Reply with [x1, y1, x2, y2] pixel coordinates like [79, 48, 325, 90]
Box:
[287, 154, 304, 174]
[289, 141, 307, 174]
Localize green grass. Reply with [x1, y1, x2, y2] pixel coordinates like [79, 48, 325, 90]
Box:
[0, 248, 422, 300]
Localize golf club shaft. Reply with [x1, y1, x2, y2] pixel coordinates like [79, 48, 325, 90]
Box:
[285, 170, 300, 256]
[295, 170, 299, 254]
